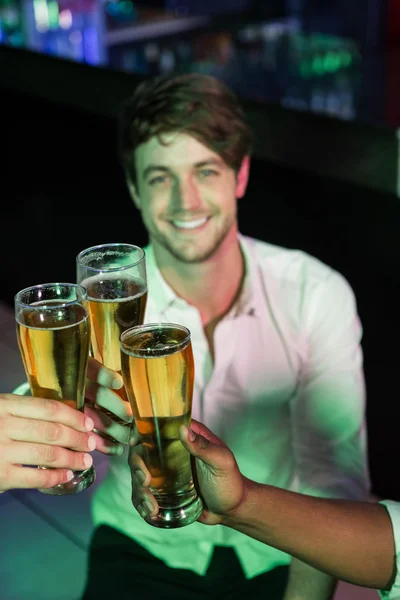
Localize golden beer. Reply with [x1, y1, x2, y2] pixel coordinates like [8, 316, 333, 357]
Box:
[82, 274, 147, 406]
[14, 283, 95, 496]
[82, 274, 147, 371]
[16, 301, 90, 411]
[121, 323, 203, 528]
[135, 413, 193, 496]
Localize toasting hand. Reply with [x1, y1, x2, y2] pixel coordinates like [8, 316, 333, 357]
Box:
[0, 393, 96, 492]
[129, 419, 396, 593]
[129, 419, 246, 524]
[84, 357, 133, 455]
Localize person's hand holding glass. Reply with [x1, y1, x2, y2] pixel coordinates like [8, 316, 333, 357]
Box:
[122, 323, 203, 528]
[76, 243, 147, 449]
[13, 283, 96, 495]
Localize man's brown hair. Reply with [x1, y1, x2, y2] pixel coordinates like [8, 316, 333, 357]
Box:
[118, 73, 253, 186]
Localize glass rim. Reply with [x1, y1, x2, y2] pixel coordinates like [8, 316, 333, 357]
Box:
[120, 322, 191, 355]
[14, 282, 88, 310]
[76, 242, 146, 273]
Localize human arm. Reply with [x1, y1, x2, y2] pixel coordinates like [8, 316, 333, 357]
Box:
[130, 420, 396, 591]
[225, 471, 394, 592]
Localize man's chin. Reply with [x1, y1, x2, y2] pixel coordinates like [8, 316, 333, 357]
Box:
[151, 227, 231, 264]
[168, 249, 214, 264]
[161, 239, 221, 264]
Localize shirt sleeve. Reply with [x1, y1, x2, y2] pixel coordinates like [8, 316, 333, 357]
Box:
[379, 500, 400, 599]
[13, 382, 30, 395]
[290, 269, 371, 501]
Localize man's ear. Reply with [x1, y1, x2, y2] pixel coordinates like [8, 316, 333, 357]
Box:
[235, 156, 250, 199]
[127, 177, 141, 210]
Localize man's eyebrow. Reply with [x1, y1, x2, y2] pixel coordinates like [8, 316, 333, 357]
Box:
[142, 165, 170, 179]
[142, 158, 224, 179]
[194, 159, 224, 169]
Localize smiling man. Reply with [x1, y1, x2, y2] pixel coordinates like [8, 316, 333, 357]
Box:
[82, 74, 371, 600]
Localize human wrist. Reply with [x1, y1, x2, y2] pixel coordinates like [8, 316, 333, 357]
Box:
[221, 476, 256, 529]
[220, 477, 279, 549]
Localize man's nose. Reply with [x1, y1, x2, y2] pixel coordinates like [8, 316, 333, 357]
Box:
[172, 177, 203, 211]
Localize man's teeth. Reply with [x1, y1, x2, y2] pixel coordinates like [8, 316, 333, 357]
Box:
[172, 217, 208, 229]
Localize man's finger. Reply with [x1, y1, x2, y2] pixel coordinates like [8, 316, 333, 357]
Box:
[190, 419, 228, 448]
[128, 425, 140, 447]
[134, 492, 159, 519]
[128, 445, 147, 470]
[1, 465, 74, 491]
[179, 425, 233, 470]
[85, 381, 132, 422]
[1, 395, 94, 433]
[2, 440, 93, 471]
[86, 357, 123, 390]
[84, 405, 131, 445]
[7, 415, 96, 452]
[91, 433, 125, 456]
[128, 446, 152, 489]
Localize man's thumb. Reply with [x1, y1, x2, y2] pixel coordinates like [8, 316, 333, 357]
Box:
[179, 424, 216, 467]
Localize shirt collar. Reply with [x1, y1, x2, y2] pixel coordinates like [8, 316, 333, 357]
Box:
[144, 244, 178, 314]
[144, 234, 258, 318]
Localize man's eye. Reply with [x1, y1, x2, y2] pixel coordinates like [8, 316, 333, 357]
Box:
[148, 175, 168, 186]
[199, 169, 218, 179]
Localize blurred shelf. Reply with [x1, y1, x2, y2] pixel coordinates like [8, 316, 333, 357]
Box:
[0, 43, 398, 197]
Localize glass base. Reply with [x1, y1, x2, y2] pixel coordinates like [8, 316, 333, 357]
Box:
[145, 494, 203, 529]
[38, 465, 96, 496]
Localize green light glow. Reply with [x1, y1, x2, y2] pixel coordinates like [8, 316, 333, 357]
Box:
[47, 0, 59, 29]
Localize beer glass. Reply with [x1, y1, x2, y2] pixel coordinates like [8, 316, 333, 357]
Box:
[15, 283, 95, 495]
[76, 243, 147, 428]
[120, 323, 203, 528]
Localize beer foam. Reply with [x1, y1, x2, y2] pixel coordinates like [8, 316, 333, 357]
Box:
[80, 250, 140, 268]
[80, 274, 147, 302]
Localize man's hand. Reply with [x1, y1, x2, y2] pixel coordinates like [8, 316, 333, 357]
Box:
[0, 393, 96, 492]
[84, 357, 133, 455]
[129, 419, 247, 524]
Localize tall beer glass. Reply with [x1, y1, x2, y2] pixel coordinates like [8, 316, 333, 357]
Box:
[15, 283, 95, 495]
[76, 243, 147, 427]
[120, 323, 203, 528]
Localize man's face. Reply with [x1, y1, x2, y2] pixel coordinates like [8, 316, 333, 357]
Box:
[131, 132, 249, 264]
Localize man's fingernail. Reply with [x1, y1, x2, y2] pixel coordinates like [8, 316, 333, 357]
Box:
[88, 435, 96, 451]
[135, 470, 146, 485]
[109, 444, 124, 455]
[111, 377, 123, 390]
[85, 417, 94, 431]
[64, 470, 74, 482]
[84, 453, 93, 468]
[188, 428, 196, 442]
[129, 435, 137, 446]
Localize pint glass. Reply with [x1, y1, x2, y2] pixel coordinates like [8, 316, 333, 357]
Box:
[76, 243, 147, 426]
[15, 282, 95, 495]
[120, 323, 203, 528]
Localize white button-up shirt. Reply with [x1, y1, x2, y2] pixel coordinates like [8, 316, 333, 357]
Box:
[91, 234, 371, 578]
